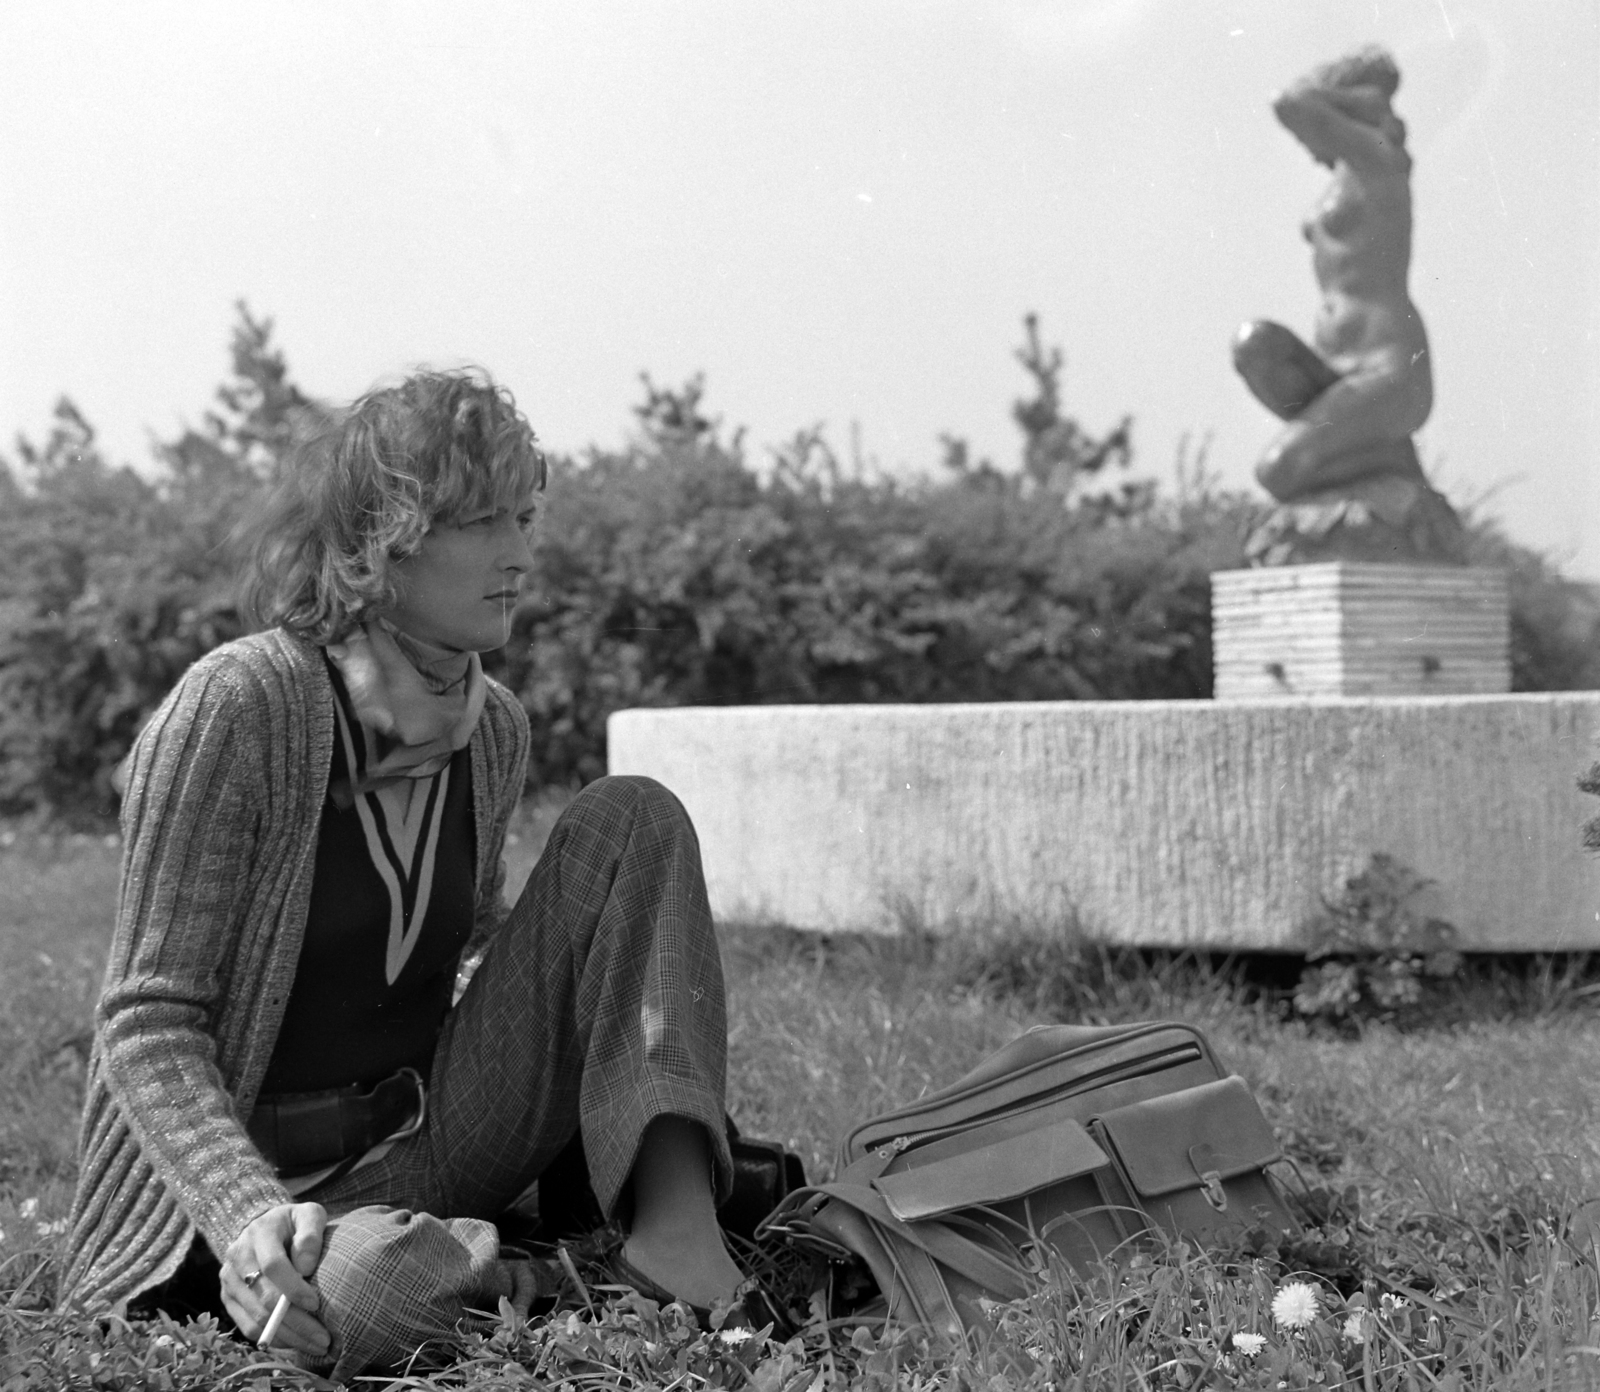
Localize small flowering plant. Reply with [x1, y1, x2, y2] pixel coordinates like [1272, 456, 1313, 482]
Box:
[1231, 1330, 1267, 1357]
[5, 1195, 69, 1246]
[1182, 1278, 1442, 1390]
[1270, 1279, 1320, 1330]
[991, 1250, 1452, 1392]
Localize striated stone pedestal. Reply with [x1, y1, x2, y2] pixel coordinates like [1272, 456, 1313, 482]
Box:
[1211, 563, 1509, 699]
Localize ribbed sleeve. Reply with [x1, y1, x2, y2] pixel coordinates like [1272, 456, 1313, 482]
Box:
[95, 658, 292, 1250]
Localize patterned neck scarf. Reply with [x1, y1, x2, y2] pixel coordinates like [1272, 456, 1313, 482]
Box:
[324, 619, 486, 807]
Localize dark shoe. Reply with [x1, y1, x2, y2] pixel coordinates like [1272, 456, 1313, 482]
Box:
[608, 1248, 796, 1341]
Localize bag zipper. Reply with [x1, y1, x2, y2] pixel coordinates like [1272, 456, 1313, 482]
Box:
[861, 1042, 1204, 1161]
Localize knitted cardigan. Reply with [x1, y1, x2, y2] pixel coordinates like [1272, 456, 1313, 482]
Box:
[62, 628, 531, 1312]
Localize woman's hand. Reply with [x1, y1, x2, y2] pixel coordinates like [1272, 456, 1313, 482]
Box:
[220, 1202, 332, 1359]
[501, 1256, 553, 1318]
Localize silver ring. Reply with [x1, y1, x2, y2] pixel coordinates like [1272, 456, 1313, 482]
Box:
[242, 1269, 263, 1288]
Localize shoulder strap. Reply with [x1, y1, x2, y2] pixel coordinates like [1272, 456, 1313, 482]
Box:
[793, 1181, 1033, 1301]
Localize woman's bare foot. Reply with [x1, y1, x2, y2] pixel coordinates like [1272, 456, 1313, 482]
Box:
[621, 1116, 745, 1308]
[621, 1221, 745, 1310]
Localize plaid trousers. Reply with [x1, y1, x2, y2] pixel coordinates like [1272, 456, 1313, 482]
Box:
[303, 774, 731, 1375]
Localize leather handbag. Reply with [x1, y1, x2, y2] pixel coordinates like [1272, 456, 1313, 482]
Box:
[760, 1021, 1297, 1344]
[720, 1125, 809, 1242]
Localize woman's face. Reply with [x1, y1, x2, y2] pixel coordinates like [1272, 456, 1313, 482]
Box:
[385, 497, 538, 652]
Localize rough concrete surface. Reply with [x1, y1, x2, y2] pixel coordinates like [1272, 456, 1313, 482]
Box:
[607, 695, 1600, 950]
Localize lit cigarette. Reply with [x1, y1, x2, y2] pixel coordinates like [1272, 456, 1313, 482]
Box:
[259, 1292, 291, 1348]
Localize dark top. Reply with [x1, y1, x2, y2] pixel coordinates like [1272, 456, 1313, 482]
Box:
[258, 661, 477, 1095]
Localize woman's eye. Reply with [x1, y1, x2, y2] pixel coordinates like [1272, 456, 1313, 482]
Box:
[517, 512, 538, 533]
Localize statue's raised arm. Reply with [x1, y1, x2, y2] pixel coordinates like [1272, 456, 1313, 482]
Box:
[1272, 49, 1411, 179]
[1232, 46, 1466, 566]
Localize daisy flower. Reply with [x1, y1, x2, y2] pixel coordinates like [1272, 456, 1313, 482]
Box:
[1271, 1281, 1320, 1330]
[718, 1327, 753, 1347]
[1232, 1331, 1267, 1357]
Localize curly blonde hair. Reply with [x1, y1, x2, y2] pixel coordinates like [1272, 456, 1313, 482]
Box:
[239, 369, 546, 642]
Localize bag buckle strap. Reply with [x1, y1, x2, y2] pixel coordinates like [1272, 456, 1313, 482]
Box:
[383, 1067, 427, 1143]
[1188, 1143, 1228, 1212]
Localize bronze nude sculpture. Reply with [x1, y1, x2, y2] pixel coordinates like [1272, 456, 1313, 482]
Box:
[1233, 46, 1467, 566]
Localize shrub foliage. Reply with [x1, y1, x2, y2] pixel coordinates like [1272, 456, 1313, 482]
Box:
[3, 306, 1597, 819]
[494, 369, 1256, 787]
[0, 308, 310, 818]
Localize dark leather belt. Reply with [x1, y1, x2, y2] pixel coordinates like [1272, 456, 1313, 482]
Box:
[247, 1068, 426, 1175]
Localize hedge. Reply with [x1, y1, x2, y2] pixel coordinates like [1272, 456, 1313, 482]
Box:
[3, 307, 1595, 822]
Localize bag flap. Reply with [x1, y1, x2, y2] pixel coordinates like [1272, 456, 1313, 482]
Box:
[846, 1021, 1220, 1162]
[1094, 1076, 1281, 1200]
[872, 1116, 1110, 1222]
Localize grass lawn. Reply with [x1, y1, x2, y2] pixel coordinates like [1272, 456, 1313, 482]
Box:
[4, 806, 1600, 1388]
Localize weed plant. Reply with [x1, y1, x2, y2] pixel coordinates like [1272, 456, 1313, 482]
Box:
[4, 832, 1600, 1387]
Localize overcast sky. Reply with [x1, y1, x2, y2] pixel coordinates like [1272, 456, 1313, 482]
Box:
[2, 0, 1596, 576]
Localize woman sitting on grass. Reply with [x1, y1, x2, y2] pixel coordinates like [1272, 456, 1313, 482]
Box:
[62, 370, 781, 1375]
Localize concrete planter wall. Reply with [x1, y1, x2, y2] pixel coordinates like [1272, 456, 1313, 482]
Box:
[608, 694, 1600, 951]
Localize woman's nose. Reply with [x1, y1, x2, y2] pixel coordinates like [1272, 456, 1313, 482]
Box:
[498, 519, 535, 573]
